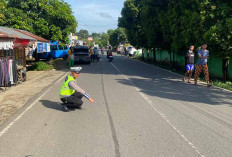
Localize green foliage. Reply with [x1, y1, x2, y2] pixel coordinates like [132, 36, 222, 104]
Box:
[0, 0, 7, 25]
[199, 0, 232, 58]
[211, 81, 232, 91]
[118, 0, 147, 48]
[78, 29, 89, 40]
[108, 27, 127, 47]
[28, 61, 53, 71]
[100, 33, 109, 47]
[119, 0, 232, 58]
[2, 0, 77, 43]
[86, 32, 109, 47]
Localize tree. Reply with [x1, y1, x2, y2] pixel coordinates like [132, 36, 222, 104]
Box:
[119, 0, 232, 66]
[100, 33, 109, 47]
[91, 32, 101, 40]
[140, 0, 168, 49]
[118, 0, 147, 48]
[199, 0, 232, 57]
[2, 0, 77, 43]
[94, 33, 109, 47]
[78, 29, 89, 40]
[199, 0, 232, 79]
[0, 0, 7, 25]
[108, 27, 127, 47]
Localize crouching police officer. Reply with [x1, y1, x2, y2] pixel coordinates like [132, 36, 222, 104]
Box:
[60, 67, 95, 112]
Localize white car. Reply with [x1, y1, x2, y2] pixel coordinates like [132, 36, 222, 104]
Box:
[127, 46, 137, 56]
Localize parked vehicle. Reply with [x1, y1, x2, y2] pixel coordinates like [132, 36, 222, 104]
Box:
[73, 46, 91, 64]
[117, 45, 125, 55]
[127, 46, 137, 56]
[37, 44, 69, 60]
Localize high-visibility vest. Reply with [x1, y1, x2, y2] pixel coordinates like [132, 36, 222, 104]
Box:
[60, 75, 76, 98]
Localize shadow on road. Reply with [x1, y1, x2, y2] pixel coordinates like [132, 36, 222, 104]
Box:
[80, 55, 232, 106]
[40, 100, 64, 112]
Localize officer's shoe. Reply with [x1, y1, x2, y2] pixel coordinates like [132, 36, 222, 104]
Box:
[76, 106, 82, 110]
[62, 103, 70, 112]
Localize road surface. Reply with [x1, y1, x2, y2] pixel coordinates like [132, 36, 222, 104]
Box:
[0, 54, 232, 157]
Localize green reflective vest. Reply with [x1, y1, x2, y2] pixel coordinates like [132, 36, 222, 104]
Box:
[60, 75, 76, 98]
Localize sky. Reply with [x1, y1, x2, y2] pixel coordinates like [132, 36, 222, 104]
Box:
[64, 0, 125, 34]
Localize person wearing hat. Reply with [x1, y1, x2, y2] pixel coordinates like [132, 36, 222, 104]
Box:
[60, 67, 95, 112]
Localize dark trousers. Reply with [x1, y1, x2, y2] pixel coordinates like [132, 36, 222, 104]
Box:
[91, 54, 95, 61]
[61, 92, 83, 108]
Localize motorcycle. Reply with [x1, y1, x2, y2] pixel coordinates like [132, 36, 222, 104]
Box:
[108, 54, 113, 62]
[101, 50, 104, 55]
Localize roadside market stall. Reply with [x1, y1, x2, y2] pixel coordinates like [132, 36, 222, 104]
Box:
[0, 26, 48, 89]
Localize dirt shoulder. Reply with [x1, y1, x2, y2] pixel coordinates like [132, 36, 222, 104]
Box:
[0, 59, 68, 125]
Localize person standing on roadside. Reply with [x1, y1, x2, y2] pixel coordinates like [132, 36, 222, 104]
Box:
[69, 52, 74, 66]
[117, 46, 120, 54]
[68, 46, 72, 65]
[194, 44, 211, 87]
[183, 45, 195, 83]
[89, 46, 94, 62]
[93, 47, 100, 61]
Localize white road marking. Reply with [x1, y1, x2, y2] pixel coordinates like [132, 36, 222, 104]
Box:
[0, 72, 69, 138]
[111, 62, 205, 157]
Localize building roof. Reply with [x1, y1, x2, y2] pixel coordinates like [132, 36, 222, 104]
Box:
[0, 26, 49, 42]
[0, 31, 18, 38]
[15, 29, 49, 42]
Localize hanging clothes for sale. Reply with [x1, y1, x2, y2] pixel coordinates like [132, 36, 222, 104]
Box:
[12, 60, 18, 84]
[0, 60, 1, 84]
[0, 59, 10, 87]
[6, 59, 18, 85]
[8, 59, 14, 84]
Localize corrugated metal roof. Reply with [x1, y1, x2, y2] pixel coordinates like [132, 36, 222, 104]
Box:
[0, 31, 18, 38]
[15, 29, 49, 42]
[0, 26, 36, 40]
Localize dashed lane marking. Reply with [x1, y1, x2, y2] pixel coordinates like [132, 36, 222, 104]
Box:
[111, 62, 205, 157]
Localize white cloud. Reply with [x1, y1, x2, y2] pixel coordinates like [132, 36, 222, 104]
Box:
[65, 0, 125, 33]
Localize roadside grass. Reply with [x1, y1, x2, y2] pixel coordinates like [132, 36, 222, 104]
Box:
[27, 61, 53, 71]
[27, 58, 68, 71]
[133, 56, 232, 91]
[211, 80, 232, 91]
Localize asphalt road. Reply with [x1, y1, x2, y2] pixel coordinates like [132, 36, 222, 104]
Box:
[0, 54, 232, 157]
